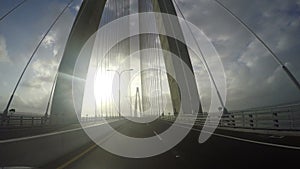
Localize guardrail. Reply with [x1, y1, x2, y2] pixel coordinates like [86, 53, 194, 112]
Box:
[0, 115, 49, 127]
[0, 115, 121, 127]
[220, 103, 300, 130]
[80, 116, 120, 123]
[161, 103, 300, 131]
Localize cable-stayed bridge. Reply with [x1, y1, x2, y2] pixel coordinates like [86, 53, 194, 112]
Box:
[0, 0, 300, 168]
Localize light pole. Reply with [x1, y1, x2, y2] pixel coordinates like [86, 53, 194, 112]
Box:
[107, 69, 133, 117]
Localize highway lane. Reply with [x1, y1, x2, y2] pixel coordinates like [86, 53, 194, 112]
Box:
[52, 119, 300, 169]
[0, 119, 120, 141]
[0, 119, 123, 168]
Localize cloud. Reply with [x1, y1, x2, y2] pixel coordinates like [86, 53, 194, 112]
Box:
[0, 0, 79, 114]
[14, 10, 76, 114]
[42, 33, 56, 49]
[74, 5, 80, 12]
[41, 31, 62, 57]
[32, 59, 58, 83]
[175, 0, 300, 110]
[10, 92, 49, 114]
[0, 35, 10, 62]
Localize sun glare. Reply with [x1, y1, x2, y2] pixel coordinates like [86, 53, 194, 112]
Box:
[94, 70, 114, 103]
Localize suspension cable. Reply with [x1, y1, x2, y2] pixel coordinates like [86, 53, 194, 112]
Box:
[213, 0, 300, 91]
[44, 72, 58, 118]
[173, 0, 226, 108]
[173, 0, 225, 108]
[2, 0, 75, 117]
[158, 41, 165, 115]
[46, 0, 84, 119]
[0, 0, 29, 23]
[161, 0, 198, 115]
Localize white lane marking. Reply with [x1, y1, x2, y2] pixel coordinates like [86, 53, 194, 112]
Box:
[0, 120, 119, 144]
[57, 130, 118, 169]
[168, 121, 300, 150]
[269, 135, 285, 139]
[153, 131, 163, 141]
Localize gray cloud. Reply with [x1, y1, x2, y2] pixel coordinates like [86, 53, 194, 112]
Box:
[0, 1, 78, 115]
[0, 35, 10, 62]
[175, 0, 300, 110]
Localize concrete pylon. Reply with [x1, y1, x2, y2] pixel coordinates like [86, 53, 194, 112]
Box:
[151, 0, 203, 115]
[50, 0, 107, 124]
[134, 87, 142, 117]
[51, 0, 202, 125]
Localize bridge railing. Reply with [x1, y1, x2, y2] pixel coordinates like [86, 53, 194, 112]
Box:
[0, 115, 49, 127]
[0, 115, 122, 127]
[160, 103, 300, 131]
[220, 103, 300, 130]
[79, 116, 121, 123]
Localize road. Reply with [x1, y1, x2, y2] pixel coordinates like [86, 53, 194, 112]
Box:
[45, 119, 300, 169]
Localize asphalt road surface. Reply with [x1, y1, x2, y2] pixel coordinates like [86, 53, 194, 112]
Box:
[46, 119, 300, 169]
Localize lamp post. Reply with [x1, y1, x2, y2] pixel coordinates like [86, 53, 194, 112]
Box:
[107, 69, 133, 117]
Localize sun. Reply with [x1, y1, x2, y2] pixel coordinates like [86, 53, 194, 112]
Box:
[94, 69, 114, 103]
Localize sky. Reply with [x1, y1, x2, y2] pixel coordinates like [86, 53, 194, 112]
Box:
[0, 0, 82, 115]
[0, 0, 299, 116]
[174, 0, 300, 110]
